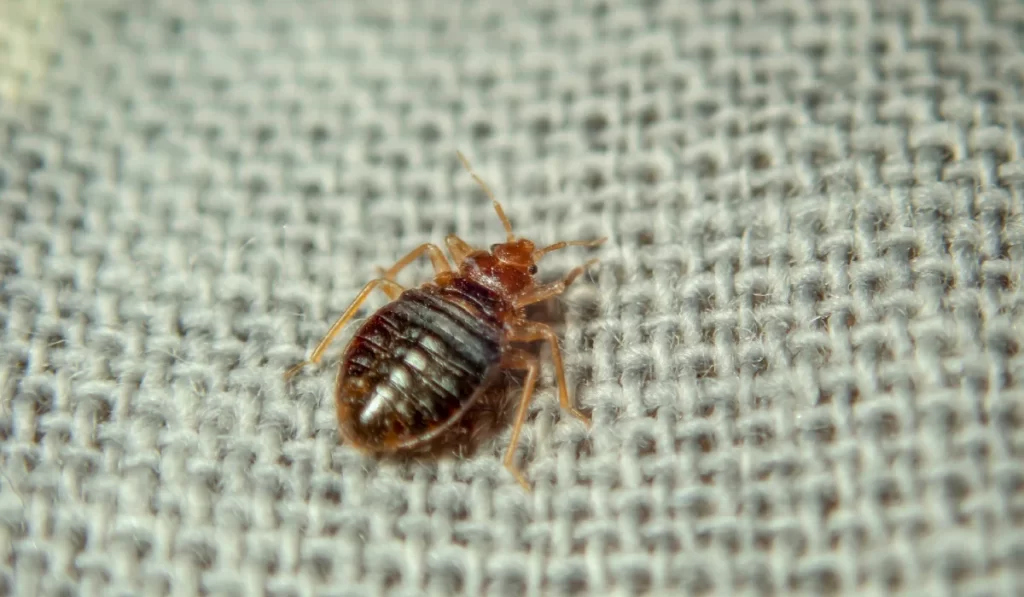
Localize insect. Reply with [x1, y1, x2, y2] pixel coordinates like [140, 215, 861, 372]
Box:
[284, 151, 605, 489]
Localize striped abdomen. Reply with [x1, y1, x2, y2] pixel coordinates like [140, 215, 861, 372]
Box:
[336, 280, 508, 451]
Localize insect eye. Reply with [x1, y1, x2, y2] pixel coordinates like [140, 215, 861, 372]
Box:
[528, 265, 538, 275]
[490, 243, 499, 252]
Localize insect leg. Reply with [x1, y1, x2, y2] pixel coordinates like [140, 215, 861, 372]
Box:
[444, 234, 473, 265]
[284, 278, 404, 380]
[513, 258, 600, 308]
[374, 281, 404, 301]
[374, 242, 452, 293]
[507, 321, 590, 426]
[500, 348, 540, 490]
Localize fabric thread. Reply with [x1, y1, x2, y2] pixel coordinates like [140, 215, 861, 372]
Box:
[1, 0, 1023, 595]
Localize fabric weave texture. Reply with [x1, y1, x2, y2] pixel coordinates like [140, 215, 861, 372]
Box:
[1, 0, 1023, 595]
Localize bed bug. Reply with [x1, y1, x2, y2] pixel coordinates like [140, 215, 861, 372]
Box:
[284, 152, 605, 489]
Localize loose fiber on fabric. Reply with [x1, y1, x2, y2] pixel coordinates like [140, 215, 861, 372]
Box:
[1, 0, 1023, 596]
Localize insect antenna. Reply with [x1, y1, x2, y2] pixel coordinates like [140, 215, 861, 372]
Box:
[456, 150, 515, 242]
[533, 237, 608, 260]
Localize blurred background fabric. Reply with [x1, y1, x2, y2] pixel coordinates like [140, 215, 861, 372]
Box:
[1, 0, 1023, 595]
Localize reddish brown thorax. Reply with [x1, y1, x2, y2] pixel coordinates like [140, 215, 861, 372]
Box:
[461, 239, 539, 297]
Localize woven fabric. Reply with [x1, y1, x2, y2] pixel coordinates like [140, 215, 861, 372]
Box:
[2, 0, 1023, 595]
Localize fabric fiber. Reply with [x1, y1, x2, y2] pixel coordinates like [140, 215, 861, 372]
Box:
[1, 0, 1023, 595]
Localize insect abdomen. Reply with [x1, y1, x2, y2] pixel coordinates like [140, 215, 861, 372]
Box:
[337, 281, 507, 450]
